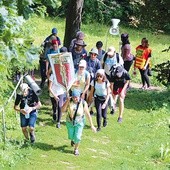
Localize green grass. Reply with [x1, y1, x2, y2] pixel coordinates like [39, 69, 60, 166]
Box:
[26, 16, 170, 86]
[0, 16, 170, 169]
[1, 87, 170, 169]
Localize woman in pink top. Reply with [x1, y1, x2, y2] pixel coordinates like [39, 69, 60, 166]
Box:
[121, 33, 134, 72]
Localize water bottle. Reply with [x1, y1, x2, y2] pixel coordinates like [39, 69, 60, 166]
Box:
[24, 104, 30, 119]
[25, 113, 30, 119]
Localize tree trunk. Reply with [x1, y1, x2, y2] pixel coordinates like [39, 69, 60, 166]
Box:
[63, 0, 84, 49]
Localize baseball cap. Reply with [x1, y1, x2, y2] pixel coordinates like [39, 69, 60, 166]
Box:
[115, 66, 124, 74]
[52, 28, 58, 34]
[107, 46, 115, 56]
[79, 59, 87, 68]
[51, 39, 58, 45]
[71, 89, 81, 97]
[20, 83, 29, 92]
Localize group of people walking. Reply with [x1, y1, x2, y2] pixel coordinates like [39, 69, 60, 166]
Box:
[14, 27, 152, 156]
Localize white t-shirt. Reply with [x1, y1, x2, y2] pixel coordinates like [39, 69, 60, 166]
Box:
[91, 80, 110, 96]
[103, 53, 124, 75]
[49, 74, 65, 97]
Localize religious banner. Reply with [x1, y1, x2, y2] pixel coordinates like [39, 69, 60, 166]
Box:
[48, 52, 75, 92]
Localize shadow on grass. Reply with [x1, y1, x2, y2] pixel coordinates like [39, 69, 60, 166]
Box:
[32, 142, 73, 154]
[125, 88, 170, 111]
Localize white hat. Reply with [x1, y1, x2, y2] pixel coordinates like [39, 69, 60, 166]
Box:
[89, 48, 98, 55]
[79, 59, 87, 68]
[96, 69, 105, 76]
[20, 83, 29, 92]
[107, 46, 116, 56]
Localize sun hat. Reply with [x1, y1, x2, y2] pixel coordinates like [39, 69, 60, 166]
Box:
[76, 31, 85, 40]
[79, 59, 87, 68]
[107, 46, 116, 56]
[20, 83, 29, 92]
[52, 28, 58, 34]
[75, 40, 86, 47]
[71, 89, 81, 97]
[96, 41, 103, 48]
[89, 48, 98, 55]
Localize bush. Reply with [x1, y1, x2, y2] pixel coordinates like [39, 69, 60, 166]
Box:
[152, 60, 170, 87]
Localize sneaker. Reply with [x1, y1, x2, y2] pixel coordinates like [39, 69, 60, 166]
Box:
[71, 140, 75, 147]
[30, 132, 35, 143]
[74, 149, 79, 156]
[117, 117, 123, 123]
[56, 122, 61, 128]
[53, 114, 57, 121]
[103, 119, 107, 127]
[97, 127, 101, 132]
[145, 86, 151, 90]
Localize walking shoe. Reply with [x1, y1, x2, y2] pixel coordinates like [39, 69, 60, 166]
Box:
[74, 149, 79, 156]
[117, 117, 123, 123]
[97, 127, 101, 132]
[56, 122, 61, 128]
[53, 113, 57, 121]
[30, 132, 35, 143]
[71, 140, 75, 147]
[103, 119, 107, 127]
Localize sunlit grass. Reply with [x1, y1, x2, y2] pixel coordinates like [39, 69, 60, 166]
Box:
[1, 16, 170, 169]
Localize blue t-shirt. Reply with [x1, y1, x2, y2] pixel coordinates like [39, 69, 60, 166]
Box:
[46, 48, 60, 62]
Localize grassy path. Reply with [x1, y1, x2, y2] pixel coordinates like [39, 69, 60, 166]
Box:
[10, 83, 170, 170]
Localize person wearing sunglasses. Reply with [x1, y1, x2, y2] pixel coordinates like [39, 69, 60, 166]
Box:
[88, 69, 111, 131]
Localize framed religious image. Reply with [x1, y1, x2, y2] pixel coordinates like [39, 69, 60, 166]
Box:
[48, 52, 75, 92]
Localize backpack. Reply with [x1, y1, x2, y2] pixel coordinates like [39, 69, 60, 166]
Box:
[103, 52, 120, 64]
[110, 66, 127, 80]
[103, 53, 122, 79]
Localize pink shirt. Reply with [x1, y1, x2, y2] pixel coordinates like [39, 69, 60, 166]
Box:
[121, 44, 133, 61]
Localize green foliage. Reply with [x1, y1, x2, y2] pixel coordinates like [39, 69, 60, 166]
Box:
[58, 0, 170, 32]
[152, 60, 170, 87]
[0, 3, 40, 104]
[32, 0, 59, 17]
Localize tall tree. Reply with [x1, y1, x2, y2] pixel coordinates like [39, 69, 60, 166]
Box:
[63, 0, 84, 49]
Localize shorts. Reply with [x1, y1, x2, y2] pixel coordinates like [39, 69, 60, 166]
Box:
[113, 87, 126, 95]
[66, 117, 85, 144]
[20, 110, 37, 128]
